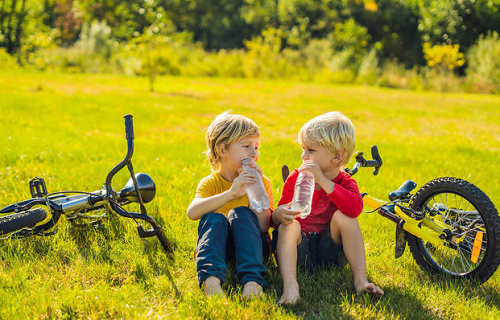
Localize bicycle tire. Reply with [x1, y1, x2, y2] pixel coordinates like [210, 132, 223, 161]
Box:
[406, 177, 500, 283]
[0, 208, 47, 235]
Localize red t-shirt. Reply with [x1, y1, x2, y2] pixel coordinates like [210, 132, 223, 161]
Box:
[277, 169, 363, 234]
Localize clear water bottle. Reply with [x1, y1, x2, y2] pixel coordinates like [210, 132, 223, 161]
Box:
[241, 158, 270, 213]
[291, 171, 315, 219]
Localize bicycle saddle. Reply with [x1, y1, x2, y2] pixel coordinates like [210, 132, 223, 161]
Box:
[389, 180, 417, 201]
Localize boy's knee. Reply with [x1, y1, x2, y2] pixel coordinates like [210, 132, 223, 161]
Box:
[228, 206, 257, 224]
[330, 210, 358, 227]
[200, 212, 228, 228]
[278, 220, 301, 234]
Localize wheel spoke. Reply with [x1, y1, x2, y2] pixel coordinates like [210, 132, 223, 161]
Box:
[420, 191, 489, 275]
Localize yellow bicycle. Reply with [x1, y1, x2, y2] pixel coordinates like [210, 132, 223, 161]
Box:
[345, 146, 500, 283]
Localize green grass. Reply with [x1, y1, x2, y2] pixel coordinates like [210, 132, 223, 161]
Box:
[0, 69, 499, 319]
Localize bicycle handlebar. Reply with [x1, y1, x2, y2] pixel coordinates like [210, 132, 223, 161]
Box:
[125, 114, 134, 140]
[346, 145, 383, 176]
[105, 115, 135, 196]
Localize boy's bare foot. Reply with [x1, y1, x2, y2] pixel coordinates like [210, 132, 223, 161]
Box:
[242, 281, 264, 299]
[355, 280, 384, 297]
[203, 276, 224, 297]
[278, 281, 300, 305]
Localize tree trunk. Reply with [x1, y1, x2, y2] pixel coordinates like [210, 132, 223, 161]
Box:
[274, 0, 279, 27]
[14, 0, 26, 52]
[0, 0, 6, 36]
[6, 0, 17, 53]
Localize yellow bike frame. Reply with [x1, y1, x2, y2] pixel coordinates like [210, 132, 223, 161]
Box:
[363, 194, 448, 248]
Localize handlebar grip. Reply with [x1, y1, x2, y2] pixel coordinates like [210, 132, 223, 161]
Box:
[124, 114, 134, 140]
[364, 160, 380, 167]
[371, 145, 380, 161]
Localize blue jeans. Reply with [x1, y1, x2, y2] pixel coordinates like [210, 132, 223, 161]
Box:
[196, 206, 267, 288]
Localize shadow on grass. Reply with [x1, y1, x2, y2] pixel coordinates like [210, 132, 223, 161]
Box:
[265, 264, 445, 320]
[415, 272, 500, 309]
[66, 214, 128, 261]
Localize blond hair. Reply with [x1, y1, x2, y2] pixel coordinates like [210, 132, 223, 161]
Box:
[206, 111, 260, 169]
[298, 111, 356, 165]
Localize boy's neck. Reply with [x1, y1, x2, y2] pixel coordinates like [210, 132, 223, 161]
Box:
[219, 166, 238, 182]
[323, 166, 341, 181]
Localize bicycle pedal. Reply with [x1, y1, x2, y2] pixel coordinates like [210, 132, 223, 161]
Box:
[137, 225, 156, 238]
[395, 224, 406, 258]
[29, 177, 48, 198]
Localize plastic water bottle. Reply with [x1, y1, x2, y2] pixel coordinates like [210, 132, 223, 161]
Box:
[241, 158, 270, 213]
[291, 171, 315, 219]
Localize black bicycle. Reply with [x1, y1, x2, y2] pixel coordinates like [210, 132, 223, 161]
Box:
[0, 115, 172, 252]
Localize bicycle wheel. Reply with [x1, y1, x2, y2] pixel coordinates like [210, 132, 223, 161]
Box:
[406, 177, 500, 283]
[0, 208, 47, 235]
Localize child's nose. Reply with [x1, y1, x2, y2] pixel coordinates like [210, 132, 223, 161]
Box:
[301, 152, 309, 161]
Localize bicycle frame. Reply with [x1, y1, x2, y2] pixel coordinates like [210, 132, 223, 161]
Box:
[349, 146, 454, 254]
[363, 195, 446, 249]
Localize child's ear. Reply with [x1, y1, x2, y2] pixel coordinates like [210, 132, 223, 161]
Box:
[333, 150, 345, 162]
[217, 144, 227, 157]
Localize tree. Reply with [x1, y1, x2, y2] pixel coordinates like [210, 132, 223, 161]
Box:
[54, 0, 82, 46]
[0, 0, 27, 53]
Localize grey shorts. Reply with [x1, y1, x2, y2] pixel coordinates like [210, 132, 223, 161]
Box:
[272, 227, 347, 272]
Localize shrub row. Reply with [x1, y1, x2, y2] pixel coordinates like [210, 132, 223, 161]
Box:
[3, 28, 499, 94]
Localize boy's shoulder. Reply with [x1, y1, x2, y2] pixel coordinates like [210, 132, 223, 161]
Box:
[196, 171, 231, 198]
[198, 171, 224, 186]
[335, 170, 358, 187]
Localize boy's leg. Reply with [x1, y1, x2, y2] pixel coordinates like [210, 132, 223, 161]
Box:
[330, 210, 384, 296]
[276, 220, 302, 304]
[196, 212, 229, 296]
[227, 207, 267, 298]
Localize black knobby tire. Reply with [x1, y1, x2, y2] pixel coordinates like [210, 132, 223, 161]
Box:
[0, 208, 47, 235]
[406, 177, 500, 283]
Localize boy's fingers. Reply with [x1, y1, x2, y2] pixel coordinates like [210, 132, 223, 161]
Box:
[285, 212, 300, 221]
[284, 202, 293, 209]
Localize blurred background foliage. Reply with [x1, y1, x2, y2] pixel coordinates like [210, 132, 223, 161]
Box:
[1, 0, 500, 93]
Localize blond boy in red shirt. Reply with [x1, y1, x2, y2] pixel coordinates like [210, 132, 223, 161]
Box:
[271, 112, 384, 304]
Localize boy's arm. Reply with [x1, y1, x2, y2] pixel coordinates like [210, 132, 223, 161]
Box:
[325, 178, 363, 218]
[187, 191, 239, 220]
[299, 161, 363, 218]
[271, 171, 300, 226]
[186, 171, 256, 220]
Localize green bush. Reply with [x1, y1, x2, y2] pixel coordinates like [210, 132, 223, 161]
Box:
[378, 62, 424, 90]
[76, 20, 113, 60]
[301, 39, 334, 75]
[243, 28, 286, 78]
[0, 48, 19, 69]
[421, 66, 463, 93]
[466, 31, 500, 93]
[357, 47, 380, 85]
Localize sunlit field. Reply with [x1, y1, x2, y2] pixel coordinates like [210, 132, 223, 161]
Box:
[0, 70, 499, 319]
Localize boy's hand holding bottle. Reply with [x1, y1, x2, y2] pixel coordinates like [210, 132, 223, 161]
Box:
[229, 170, 257, 199]
[241, 158, 269, 213]
[272, 203, 301, 225]
[299, 160, 335, 194]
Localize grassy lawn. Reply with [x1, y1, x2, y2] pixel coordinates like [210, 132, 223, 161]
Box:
[0, 70, 499, 319]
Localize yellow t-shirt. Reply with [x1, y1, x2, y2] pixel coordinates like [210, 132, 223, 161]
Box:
[195, 171, 274, 216]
